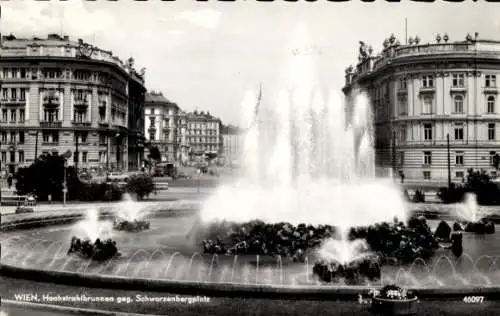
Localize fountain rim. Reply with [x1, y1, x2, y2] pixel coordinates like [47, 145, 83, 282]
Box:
[3, 211, 500, 300]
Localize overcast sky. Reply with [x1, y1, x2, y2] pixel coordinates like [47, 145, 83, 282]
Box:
[2, 1, 499, 125]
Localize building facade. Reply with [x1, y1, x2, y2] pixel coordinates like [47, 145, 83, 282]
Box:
[221, 124, 245, 165]
[144, 91, 189, 164]
[185, 110, 221, 162]
[143, 92, 222, 165]
[343, 33, 500, 183]
[0, 34, 146, 174]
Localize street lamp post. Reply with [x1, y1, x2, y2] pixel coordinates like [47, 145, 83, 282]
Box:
[447, 133, 452, 189]
[115, 132, 120, 171]
[75, 131, 79, 170]
[34, 130, 39, 161]
[197, 168, 201, 193]
[63, 158, 67, 206]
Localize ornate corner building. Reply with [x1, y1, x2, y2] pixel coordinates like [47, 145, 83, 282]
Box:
[0, 34, 146, 174]
[343, 33, 500, 184]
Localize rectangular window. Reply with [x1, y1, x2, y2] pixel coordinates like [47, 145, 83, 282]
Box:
[399, 78, 407, 89]
[490, 151, 497, 166]
[422, 75, 434, 88]
[454, 123, 464, 140]
[456, 171, 464, 179]
[19, 109, 25, 123]
[423, 151, 432, 165]
[455, 151, 464, 166]
[82, 152, 88, 163]
[422, 97, 433, 114]
[399, 152, 405, 166]
[486, 75, 497, 88]
[424, 124, 433, 140]
[452, 73, 465, 87]
[18, 151, 24, 163]
[398, 95, 408, 115]
[423, 171, 431, 180]
[489, 123, 496, 140]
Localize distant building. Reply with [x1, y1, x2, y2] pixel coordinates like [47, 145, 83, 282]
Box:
[343, 33, 500, 184]
[221, 124, 245, 164]
[0, 34, 146, 174]
[144, 92, 222, 165]
[144, 91, 188, 163]
[185, 110, 222, 162]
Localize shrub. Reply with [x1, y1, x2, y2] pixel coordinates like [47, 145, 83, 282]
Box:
[412, 190, 425, 203]
[126, 174, 155, 200]
[437, 169, 500, 205]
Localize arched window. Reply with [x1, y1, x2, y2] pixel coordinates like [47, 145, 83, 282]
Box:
[454, 95, 464, 113]
[487, 96, 496, 114]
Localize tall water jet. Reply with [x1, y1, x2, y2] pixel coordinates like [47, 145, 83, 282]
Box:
[200, 24, 407, 228]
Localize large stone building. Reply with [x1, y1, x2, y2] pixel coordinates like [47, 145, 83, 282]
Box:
[185, 110, 221, 161]
[144, 91, 222, 165]
[220, 124, 245, 165]
[343, 33, 500, 184]
[144, 91, 188, 163]
[0, 34, 146, 174]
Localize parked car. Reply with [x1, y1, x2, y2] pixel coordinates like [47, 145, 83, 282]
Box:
[107, 172, 129, 182]
[16, 206, 34, 214]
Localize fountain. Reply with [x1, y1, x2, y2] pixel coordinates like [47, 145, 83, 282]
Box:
[198, 24, 413, 284]
[456, 194, 495, 234]
[113, 193, 151, 232]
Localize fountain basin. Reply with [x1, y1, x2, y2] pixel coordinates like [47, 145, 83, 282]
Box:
[113, 219, 151, 232]
[464, 219, 495, 235]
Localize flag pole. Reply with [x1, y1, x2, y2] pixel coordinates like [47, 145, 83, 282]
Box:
[405, 18, 408, 45]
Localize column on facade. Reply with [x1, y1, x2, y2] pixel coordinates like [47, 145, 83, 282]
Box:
[59, 89, 64, 121]
[39, 90, 44, 121]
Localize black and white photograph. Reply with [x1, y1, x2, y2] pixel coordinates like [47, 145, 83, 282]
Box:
[1, 0, 500, 315]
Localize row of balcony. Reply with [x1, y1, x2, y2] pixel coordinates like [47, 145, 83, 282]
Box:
[394, 86, 498, 94]
[0, 120, 126, 128]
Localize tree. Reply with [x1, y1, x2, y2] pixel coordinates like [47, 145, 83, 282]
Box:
[205, 152, 218, 161]
[149, 146, 161, 162]
[126, 174, 155, 200]
[15, 153, 81, 201]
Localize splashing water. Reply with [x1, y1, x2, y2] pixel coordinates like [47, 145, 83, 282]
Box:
[456, 193, 491, 223]
[317, 228, 372, 265]
[74, 208, 113, 241]
[114, 193, 148, 222]
[199, 24, 407, 265]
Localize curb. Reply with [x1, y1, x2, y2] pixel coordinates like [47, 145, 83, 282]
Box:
[3, 263, 500, 300]
[1, 299, 156, 316]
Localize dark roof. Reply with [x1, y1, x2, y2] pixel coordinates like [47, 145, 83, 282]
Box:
[145, 91, 171, 103]
[221, 124, 244, 134]
[145, 91, 179, 110]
